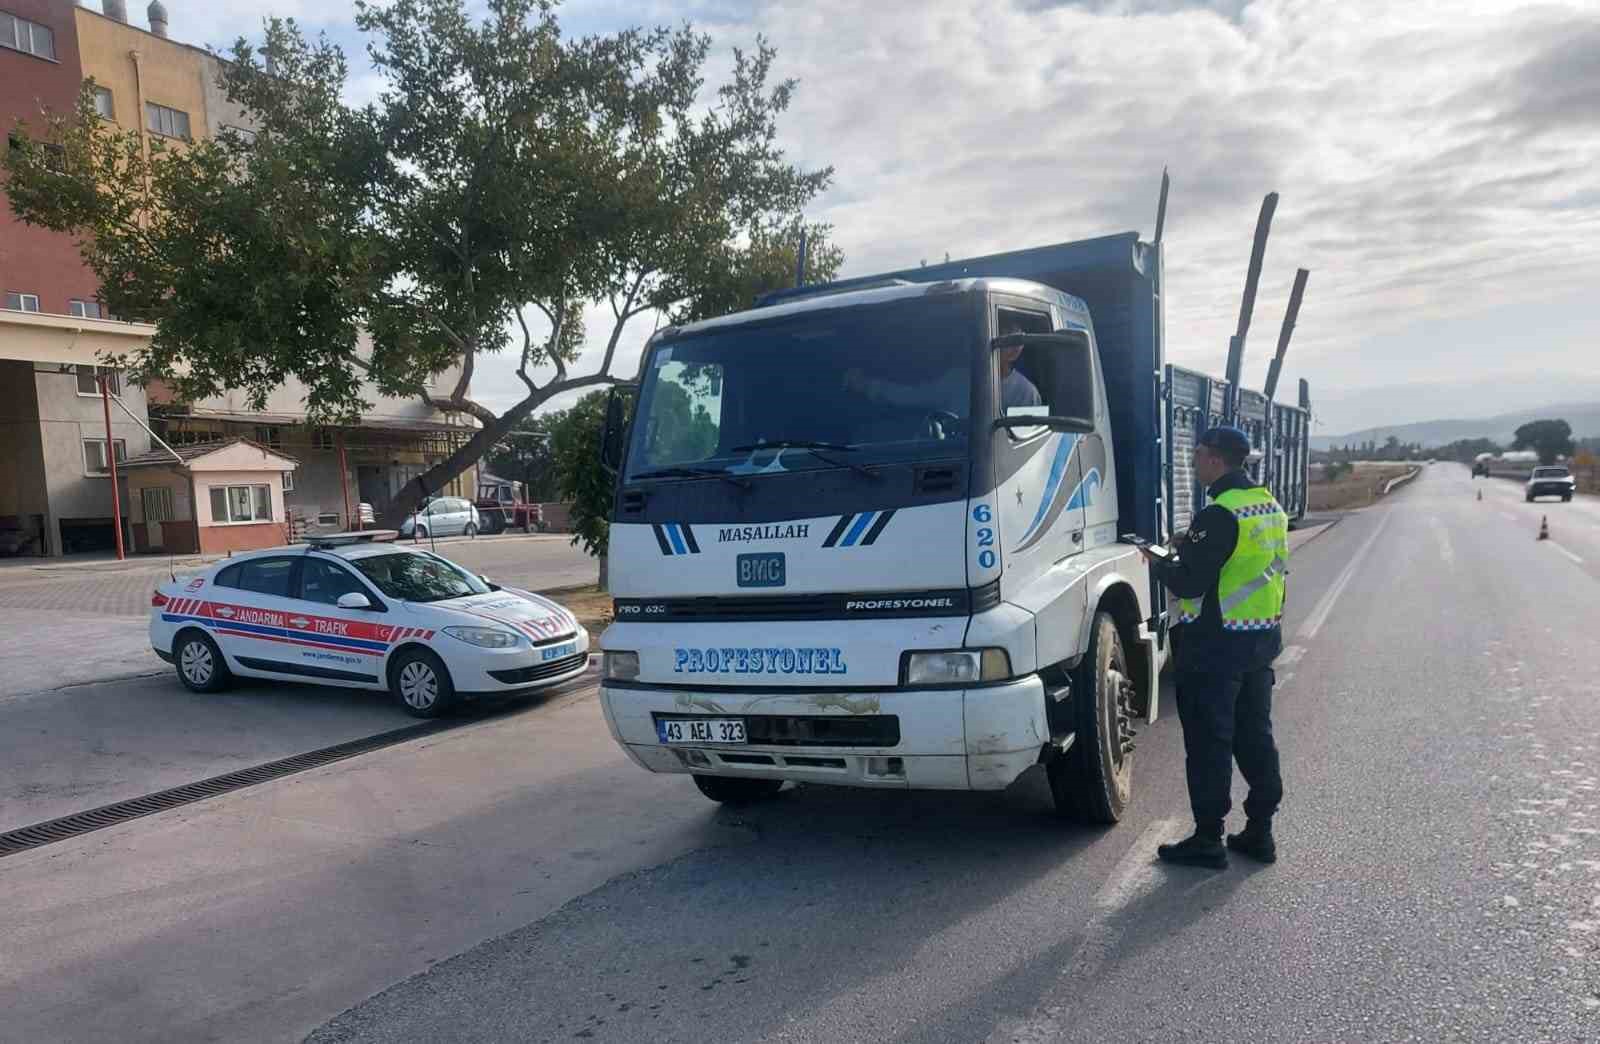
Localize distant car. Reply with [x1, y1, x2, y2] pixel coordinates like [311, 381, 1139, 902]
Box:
[1526, 465, 1576, 503]
[150, 535, 590, 717]
[398, 496, 481, 539]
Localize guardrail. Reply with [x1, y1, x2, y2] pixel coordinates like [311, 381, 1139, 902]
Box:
[1382, 467, 1422, 495]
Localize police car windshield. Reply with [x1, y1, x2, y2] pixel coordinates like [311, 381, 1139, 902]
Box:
[624, 294, 974, 482]
[349, 551, 489, 603]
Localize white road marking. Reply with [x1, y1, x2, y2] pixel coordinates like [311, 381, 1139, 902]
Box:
[1430, 516, 1455, 566]
[991, 817, 1179, 1043]
[1276, 645, 1306, 667]
[1300, 509, 1391, 641]
[1548, 542, 1585, 565]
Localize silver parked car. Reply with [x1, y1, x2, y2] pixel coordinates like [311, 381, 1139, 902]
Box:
[398, 496, 481, 538]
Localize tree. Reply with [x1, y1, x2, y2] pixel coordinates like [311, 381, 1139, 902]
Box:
[548, 391, 613, 585]
[484, 414, 558, 502]
[2, 0, 835, 525]
[1512, 419, 1575, 465]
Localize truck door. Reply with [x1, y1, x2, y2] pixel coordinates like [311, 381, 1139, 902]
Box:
[990, 305, 1088, 594]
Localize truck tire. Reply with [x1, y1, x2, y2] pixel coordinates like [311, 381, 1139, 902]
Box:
[481, 514, 502, 535]
[1047, 611, 1135, 824]
[692, 775, 783, 805]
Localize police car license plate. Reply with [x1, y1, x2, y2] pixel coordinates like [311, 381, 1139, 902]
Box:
[657, 718, 747, 745]
[541, 641, 578, 662]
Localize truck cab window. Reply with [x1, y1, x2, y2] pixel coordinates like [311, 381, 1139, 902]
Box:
[995, 308, 1053, 439]
[640, 360, 723, 467]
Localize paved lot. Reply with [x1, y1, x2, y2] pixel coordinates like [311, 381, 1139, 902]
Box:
[0, 534, 598, 700]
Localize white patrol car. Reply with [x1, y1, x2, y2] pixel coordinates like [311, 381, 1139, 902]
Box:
[150, 532, 590, 717]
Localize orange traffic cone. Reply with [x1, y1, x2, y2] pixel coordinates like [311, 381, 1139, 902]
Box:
[1538, 516, 1549, 541]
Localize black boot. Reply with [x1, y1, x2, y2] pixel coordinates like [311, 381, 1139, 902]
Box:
[1226, 819, 1277, 864]
[1157, 825, 1227, 869]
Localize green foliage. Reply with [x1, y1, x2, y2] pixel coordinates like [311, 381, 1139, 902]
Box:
[2, 0, 834, 525]
[485, 414, 559, 502]
[1324, 460, 1352, 481]
[1436, 437, 1502, 463]
[549, 392, 613, 558]
[1512, 419, 1575, 465]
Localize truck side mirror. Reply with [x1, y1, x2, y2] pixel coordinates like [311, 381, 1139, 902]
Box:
[600, 383, 637, 475]
[991, 330, 1097, 435]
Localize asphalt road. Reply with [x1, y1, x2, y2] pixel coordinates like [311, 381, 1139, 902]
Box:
[5, 463, 1599, 1042]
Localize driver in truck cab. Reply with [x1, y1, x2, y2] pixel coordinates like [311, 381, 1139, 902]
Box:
[842, 318, 1043, 413]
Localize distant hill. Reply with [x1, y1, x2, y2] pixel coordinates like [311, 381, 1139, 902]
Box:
[1311, 402, 1600, 452]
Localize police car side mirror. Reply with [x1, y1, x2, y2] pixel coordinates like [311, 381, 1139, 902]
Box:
[479, 574, 502, 592]
[600, 383, 638, 476]
[336, 592, 374, 610]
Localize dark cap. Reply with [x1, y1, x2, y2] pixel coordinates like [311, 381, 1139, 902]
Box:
[1198, 425, 1252, 458]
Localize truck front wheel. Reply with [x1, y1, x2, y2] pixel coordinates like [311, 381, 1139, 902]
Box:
[692, 775, 783, 805]
[1048, 611, 1135, 824]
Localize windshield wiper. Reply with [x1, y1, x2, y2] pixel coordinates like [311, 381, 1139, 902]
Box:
[631, 466, 751, 489]
[731, 440, 882, 482]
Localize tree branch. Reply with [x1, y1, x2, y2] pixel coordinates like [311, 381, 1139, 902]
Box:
[599, 271, 650, 377]
[514, 307, 538, 395]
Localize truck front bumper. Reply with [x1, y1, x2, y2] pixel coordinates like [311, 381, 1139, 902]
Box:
[598, 676, 1050, 791]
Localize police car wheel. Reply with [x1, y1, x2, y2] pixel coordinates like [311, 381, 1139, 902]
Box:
[175, 630, 230, 693]
[692, 775, 783, 805]
[390, 649, 456, 718]
[1048, 611, 1132, 825]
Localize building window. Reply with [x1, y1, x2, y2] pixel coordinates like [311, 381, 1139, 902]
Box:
[75, 366, 121, 397]
[282, 469, 295, 493]
[253, 425, 281, 449]
[145, 102, 191, 141]
[92, 86, 114, 120]
[313, 429, 336, 450]
[4, 291, 40, 312]
[83, 438, 127, 475]
[69, 299, 104, 319]
[209, 484, 273, 523]
[317, 512, 340, 526]
[0, 11, 55, 61]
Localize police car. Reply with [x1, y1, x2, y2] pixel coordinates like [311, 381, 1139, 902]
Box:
[149, 532, 590, 717]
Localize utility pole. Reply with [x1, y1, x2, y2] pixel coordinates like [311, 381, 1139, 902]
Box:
[100, 373, 125, 560]
[1224, 192, 1278, 423]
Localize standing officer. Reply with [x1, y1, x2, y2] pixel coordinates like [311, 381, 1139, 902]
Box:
[1139, 425, 1287, 869]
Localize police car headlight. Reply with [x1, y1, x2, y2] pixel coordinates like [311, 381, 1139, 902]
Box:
[442, 626, 524, 649]
[604, 651, 640, 681]
[903, 648, 1011, 686]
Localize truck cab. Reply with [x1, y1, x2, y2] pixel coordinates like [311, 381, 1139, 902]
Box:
[598, 240, 1173, 822]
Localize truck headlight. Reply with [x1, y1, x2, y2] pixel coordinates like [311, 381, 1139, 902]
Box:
[605, 651, 640, 681]
[441, 626, 524, 649]
[903, 648, 1011, 686]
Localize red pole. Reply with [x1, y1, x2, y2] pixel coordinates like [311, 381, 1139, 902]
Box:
[100, 374, 125, 560]
[337, 432, 354, 529]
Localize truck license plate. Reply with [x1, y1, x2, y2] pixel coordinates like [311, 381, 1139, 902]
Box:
[657, 718, 747, 745]
[541, 641, 578, 662]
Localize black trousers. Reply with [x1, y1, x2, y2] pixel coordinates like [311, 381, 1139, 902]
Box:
[1174, 632, 1284, 833]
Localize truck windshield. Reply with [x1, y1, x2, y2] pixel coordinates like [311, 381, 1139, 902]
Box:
[624, 295, 975, 481]
[1533, 467, 1570, 478]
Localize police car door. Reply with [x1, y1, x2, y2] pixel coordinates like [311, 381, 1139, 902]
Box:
[293, 557, 390, 685]
[207, 556, 303, 675]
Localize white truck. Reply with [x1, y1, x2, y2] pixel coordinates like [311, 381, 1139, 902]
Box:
[595, 231, 1307, 822]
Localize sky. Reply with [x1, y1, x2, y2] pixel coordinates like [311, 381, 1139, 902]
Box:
[112, 0, 1600, 436]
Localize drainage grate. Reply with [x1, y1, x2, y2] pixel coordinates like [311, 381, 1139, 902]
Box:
[0, 719, 456, 860]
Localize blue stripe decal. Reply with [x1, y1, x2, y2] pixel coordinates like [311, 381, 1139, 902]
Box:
[840, 511, 876, 547]
[160, 613, 389, 653]
[667, 525, 688, 556]
[1019, 435, 1079, 544]
[1066, 468, 1102, 511]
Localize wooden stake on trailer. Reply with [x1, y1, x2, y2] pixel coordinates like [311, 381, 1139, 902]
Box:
[1153, 167, 1170, 247]
[1224, 191, 1278, 423]
[1264, 267, 1309, 402]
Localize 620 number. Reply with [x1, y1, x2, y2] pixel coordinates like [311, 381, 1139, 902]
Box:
[972, 504, 997, 569]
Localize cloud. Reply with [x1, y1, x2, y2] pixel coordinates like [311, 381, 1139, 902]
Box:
[161, 0, 1600, 428]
